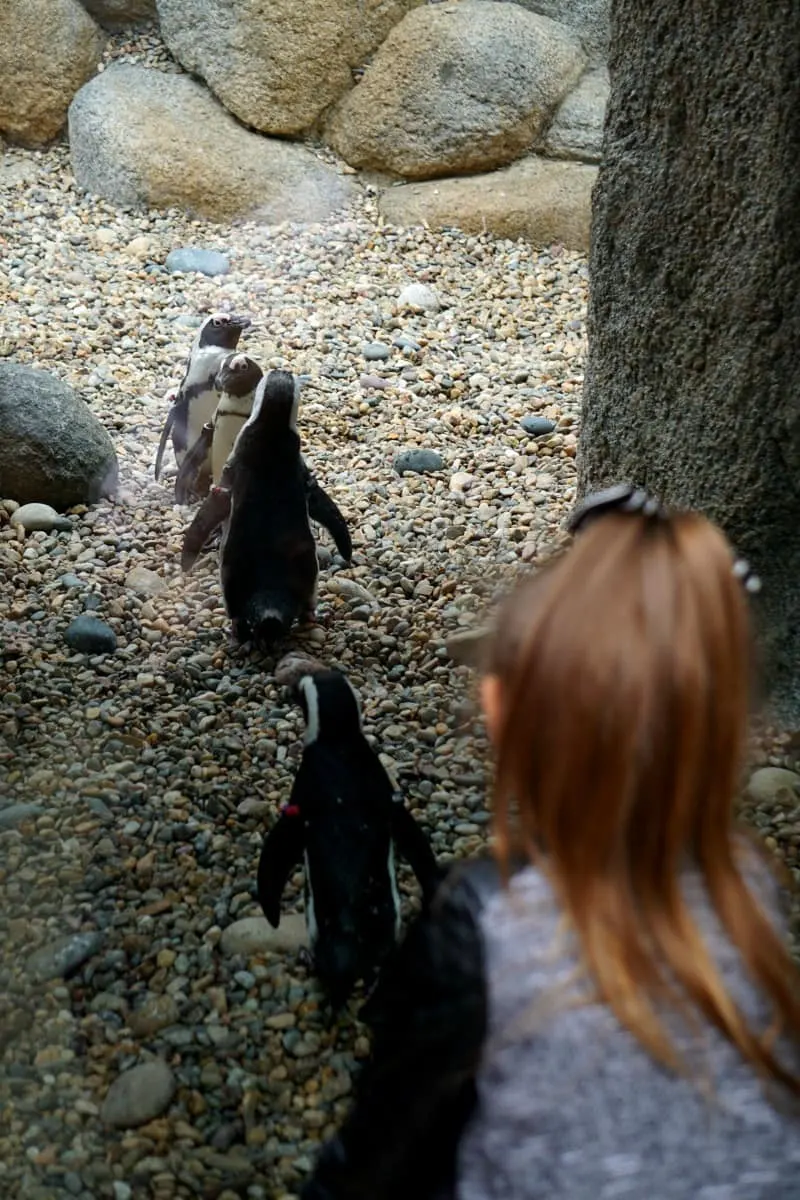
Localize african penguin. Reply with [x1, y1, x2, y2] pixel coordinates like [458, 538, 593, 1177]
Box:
[257, 669, 442, 1012]
[153, 311, 251, 483]
[218, 368, 319, 650]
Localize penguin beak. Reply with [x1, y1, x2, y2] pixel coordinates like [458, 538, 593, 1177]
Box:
[231, 316, 252, 331]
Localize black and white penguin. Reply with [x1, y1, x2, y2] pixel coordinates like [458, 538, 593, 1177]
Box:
[257, 669, 442, 1011]
[219, 368, 319, 649]
[153, 312, 251, 482]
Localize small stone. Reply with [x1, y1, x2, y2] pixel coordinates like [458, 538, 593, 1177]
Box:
[59, 573, 85, 589]
[101, 1060, 177, 1129]
[165, 247, 230, 276]
[393, 449, 444, 476]
[10, 503, 72, 532]
[0, 802, 43, 828]
[65, 614, 117, 654]
[746, 768, 800, 806]
[26, 931, 103, 981]
[520, 415, 556, 436]
[128, 994, 180, 1037]
[112, 1185, 133, 1200]
[124, 565, 167, 596]
[265, 1012, 296, 1030]
[359, 374, 390, 390]
[445, 625, 492, 668]
[397, 282, 440, 312]
[363, 341, 391, 361]
[220, 914, 308, 956]
[123, 235, 154, 258]
[449, 472, 475, 493]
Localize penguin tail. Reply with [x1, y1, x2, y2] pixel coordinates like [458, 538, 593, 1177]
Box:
[315, 938, 361, 1012]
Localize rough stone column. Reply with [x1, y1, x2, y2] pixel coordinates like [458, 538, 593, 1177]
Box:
[579, 0, 800, 722]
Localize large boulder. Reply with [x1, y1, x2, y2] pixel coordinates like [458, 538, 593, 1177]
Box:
[379, 155, 596, 251]
[78, 0, 156, 29]
[542, 66, 608, 163]
[0, 364, 119, 508]
[0, 0, 105, 147]
[156, 0, 421, 136]
[508, 0, 609, 64]
[68, 64, 357, 223]
[325, 0, 586, 180]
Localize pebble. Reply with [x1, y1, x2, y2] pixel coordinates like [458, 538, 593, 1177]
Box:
[165, 247, 231, 276]
[127, 994, 180, 1037]
[0, 802, 43, 828]
[220, 914, 308, 956]
[363, 341, 391, 361]
[26, 931, 103, 981]
[746, 768, 800, 806]
[124, 565, 167, 596]
[397, 282, 441, 312]
[393, 449, 445, 476]
[64, 614, 117, 654]
[520, 415, 557, 436]
[9, 502, 72, 532]
[101, 1060, 177, 1129]
[360, 373, 390, 390]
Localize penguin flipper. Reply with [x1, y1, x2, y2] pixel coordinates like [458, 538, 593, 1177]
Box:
[257, 810, 306, 928]
[153, 404, 175, 481]
[390, 802, 443, 906]
[181, 485, 231, 573]
[175, 422, 214, 505]
[305, 471, 353, 563]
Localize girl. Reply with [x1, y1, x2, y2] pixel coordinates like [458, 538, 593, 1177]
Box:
[301, 485, 800, 1200]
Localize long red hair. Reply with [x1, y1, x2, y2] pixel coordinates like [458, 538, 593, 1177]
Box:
[488, 510, 800, 1092]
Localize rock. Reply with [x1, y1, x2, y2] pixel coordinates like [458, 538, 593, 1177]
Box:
[363, 342, 391, 362]
[360, 374, 390, 390]
[397, 283, 441, 312]
[124, 565, 167, 596]
[445, 625, 493, 668]
[101, 1061, 177, 1129]
[78, 0, 156, 29]
[68, 63, 356, 224]
[127, 994, 180, 1038]
[10, 503, 73, 533]
[156, 0, 420, 136]
[26, 931, 103, 981]
[0, 803, 43, 829]
[543, 66, 608, 163]
[65, 614, 118, 654]
[511, 0, 609, 65]
[520, 415, 556, 436]
[379, 156, 596, 252]
[220, 914, 308, 957]
[0, 0, 105, 147]
[274, 652, 328, 688]
[325, 1, 585, 178]
[165, 248, 230, 277]
[746, 768, 800, 807]
[449, 471, 476, 493]
[60, 574, 86, 589]
[0, 364, 118, 508]
[393, 449, 444, 476]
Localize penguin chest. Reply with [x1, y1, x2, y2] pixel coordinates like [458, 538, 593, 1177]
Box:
[212, 411, 249, 482]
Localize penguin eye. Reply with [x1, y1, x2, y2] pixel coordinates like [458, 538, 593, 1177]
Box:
[212, 316, 229, 327]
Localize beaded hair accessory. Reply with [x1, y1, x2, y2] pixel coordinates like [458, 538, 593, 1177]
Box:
[566, 484, 762, 594]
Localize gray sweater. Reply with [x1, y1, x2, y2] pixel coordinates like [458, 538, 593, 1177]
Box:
[457, 863, 800, 1200]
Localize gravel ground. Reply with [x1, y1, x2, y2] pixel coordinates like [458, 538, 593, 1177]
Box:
[2, 24, 799, 1200]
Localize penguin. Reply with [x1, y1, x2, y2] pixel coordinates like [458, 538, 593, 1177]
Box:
[257, 669, 443, 1012]
[219, 368, 319, 649]
[173, 352, 265, 506]
[153, 312, 251, 482]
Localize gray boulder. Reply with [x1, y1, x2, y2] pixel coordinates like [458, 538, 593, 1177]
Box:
[156, 0, 421, 136]
[0, 364, 118, 508]
[68, 64, 357, 223]
[325, 0, 586, 179]
[0, 0, 105, 146]
[508, 0, 609, 64]
[542, 66, 608, 163]
[379, 155, 596, 251]
[79, 0, 156, 29]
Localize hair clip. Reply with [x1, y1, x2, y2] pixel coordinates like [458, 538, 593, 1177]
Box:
[732, 558, 762, 594]
[566, 484, 668, 535]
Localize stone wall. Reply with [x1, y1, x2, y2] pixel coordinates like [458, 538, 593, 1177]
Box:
[0, 0, 609, 250]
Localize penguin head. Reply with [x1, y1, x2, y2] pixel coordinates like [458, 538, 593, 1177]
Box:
[198, 312, 251, 350]
[246, 369, 300, 434]
[295, 670, 362, 746]
[215, 353, 264, 397]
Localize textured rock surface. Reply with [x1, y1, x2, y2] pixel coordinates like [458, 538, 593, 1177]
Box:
[101, 1061, 177, 1129]
[579, 0, 800, 722]
[68, 64, 357, 222]
[326, 0, 586, 179]
[379, 156, 596, 250]
[0, 0, 105, 146]
[0, 364, 118, 507]
[543, 66, 608, 163]
[156, 0, 422, 135]
[509, 0, 609, 63]
[79, 0, 156, 27]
